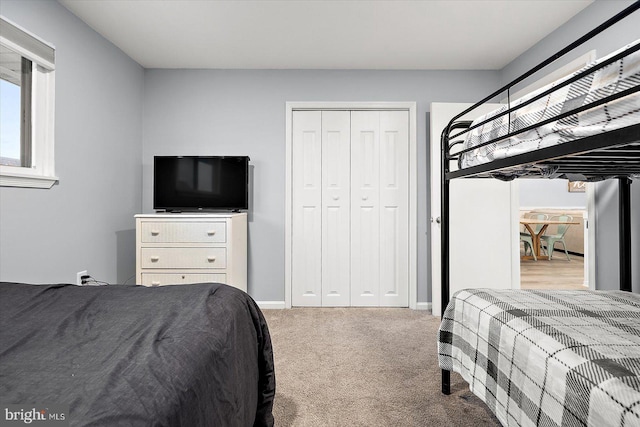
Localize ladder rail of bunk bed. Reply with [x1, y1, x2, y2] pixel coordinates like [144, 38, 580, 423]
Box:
[439, 1, 640, 395]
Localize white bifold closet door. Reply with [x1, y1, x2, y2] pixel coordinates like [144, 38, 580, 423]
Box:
[291, 109, 409, 307]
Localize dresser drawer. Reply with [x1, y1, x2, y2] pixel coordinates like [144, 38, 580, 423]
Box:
[141, 273, 226, 287]
[140, 221, 226, 243]
[140, 247, 227, 269]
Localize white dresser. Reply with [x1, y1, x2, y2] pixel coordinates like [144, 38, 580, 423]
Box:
[135, 213, 247, 291]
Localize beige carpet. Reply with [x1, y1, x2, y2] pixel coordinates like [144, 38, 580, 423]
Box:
[262, 308, 500, 427]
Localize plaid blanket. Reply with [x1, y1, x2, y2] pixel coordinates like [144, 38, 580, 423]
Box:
[438, 289, 640, 427]
[459, 39, 640, 174]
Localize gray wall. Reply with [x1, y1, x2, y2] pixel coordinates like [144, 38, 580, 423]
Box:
[519, 180, 587, 208]
[501, 0, 640, 93]
[593, 179, 640, 293]
[142, 69, 500, 302]
[0, 1, 144, 285]
[3, 0, 634, 299]
[501, 0, 640, 291]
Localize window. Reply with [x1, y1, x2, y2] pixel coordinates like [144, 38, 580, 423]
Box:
[0, 16, 56, 188]
[1, 49, 32, 167]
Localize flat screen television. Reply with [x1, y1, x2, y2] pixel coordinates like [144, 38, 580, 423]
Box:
[154, 156, 250, 212]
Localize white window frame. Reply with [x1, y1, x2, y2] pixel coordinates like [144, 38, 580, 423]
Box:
[0, 16, 56, 189]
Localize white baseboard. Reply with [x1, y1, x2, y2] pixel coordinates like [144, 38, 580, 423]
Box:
[415, 302, 432, 312]
[257, 301, 431, 311]
[256, 301, 286, 310]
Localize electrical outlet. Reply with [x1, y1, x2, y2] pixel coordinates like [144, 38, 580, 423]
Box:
[77, 270, 88, 285]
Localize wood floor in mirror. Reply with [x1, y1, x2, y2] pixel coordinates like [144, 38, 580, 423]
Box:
[520, 249, 585, 291]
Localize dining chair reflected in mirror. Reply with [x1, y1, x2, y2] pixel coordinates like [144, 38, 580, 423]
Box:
[522, 239, 536, 260]
[520, 213, 548, 261]
[540, 215, 573, 261]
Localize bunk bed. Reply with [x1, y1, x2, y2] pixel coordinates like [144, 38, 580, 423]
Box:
[437, 2, 640, 426]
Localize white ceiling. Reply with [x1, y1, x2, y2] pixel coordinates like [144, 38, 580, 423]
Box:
[58, 0, 594, 70]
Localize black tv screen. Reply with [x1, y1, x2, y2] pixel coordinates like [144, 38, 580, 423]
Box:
[154, 156, 249, 211]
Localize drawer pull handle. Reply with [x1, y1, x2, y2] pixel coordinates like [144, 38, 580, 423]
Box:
[207, 230, 216, 236]
[150, 256, 160, 262]
[207, 256, 216, 262]
[151, 230, 160, 236]
[151, 281, 161, 286]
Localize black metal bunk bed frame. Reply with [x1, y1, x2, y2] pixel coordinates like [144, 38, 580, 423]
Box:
[440, 1, 640, 395]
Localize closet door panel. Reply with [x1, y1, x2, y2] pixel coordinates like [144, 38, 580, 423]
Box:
[291, 108, 410, 308]
[321, 111, 351, 306]
[379, 111, 409, 307]
[350, 111, 380, 306]
[292, 111, 322, 306]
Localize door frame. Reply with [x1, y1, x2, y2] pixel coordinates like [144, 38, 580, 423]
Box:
[586, 183, 596, 290]
[285, 102, 418, 309]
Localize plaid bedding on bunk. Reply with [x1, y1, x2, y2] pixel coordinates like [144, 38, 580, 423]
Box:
[460, 39, 640, 173]
[438, 289, 640, 427]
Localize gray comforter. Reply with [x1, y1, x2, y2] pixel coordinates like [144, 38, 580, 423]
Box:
[0, 282, 275, 426]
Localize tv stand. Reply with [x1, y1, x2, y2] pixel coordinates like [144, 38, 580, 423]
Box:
[135, 213, 247, 291]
